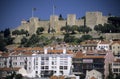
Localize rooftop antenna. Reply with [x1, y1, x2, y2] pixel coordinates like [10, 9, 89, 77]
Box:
[51, 0, 56, 34]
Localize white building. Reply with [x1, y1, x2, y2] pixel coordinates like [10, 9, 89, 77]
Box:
[96, 40, 111, 50]
[0, 47, 73, 78]
[111, 57, 120, 77]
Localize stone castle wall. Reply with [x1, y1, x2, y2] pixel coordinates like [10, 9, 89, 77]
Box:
[86, 12, 108, 29]
[15, 11, 108, 35]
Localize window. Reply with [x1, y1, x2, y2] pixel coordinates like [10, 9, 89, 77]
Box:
[64, 66, 67, 69]
[52, 61, 57, 65]
[36, 62, 38, 65]
[36, 66, 38, 69]
[36, 71, 38, 74]
[60, 66, 63, 69]
[41, 66, 44, 69]
[41, 61, 44, 65]
[13, 62, 17, 66]
[46, 57, 49, 60]
[114, 68, 118, 72]
[45, 66, 49, 69]
[36, 57, 38, 60]
[20, 62, 24, 65]
[60, 71, 63, 74]
[41, 57, 44, 60]
[29, 62, 31, 65]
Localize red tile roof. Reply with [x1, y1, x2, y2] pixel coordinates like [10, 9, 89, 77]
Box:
[0, 67, 20, 71]
[111, 41, 120, 45]
[99, 40, 110, 44]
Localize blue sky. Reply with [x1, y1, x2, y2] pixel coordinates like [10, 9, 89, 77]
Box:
[0, 0, 120, 30]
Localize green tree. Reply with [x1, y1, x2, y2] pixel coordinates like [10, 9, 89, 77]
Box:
[4, 28, 10, 37]
[61, 25, 71, 33]
[12, 30, 20, 35]
[4, 36, 14, 45]
[64, 33, 78, 44]
[51, 28, 56, 33]
[78, 26, 92, 33]
[80, 34, 92, 41]
[15, 74, 23, 79]
[36, 27, 44, 35]
[71, 25, 78, 34]
[26, 34, 39, 47]
[12, 29, 29, 36]
[21, 37, 28, 47]
[0, 35, 6, 51]
[94, 24, 103, 33]
[108, 16, 120, 27]
[59, 14, 64, 20]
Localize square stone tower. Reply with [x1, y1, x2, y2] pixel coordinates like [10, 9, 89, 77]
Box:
[67, 14, 76, 26]
[50, 15, 59, 32]
[86, 12, 103, 29]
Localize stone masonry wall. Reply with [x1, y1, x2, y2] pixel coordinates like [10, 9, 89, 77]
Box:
[15, 11, 108, 34]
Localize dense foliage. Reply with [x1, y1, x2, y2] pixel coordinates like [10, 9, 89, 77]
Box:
[21, 34, 52, 47]
[64, 33, 92, 44]
[59, 14, 64, 20]
[12, 29, 29, 36]
[36, 27, 44, 35]
[77, 26, 92, 33]
[61, 25, 92, 34]
[94, 16, 120, 33]
[0, 28, 14, 51]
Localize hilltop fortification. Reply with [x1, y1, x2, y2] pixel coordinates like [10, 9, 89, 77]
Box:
[16, 11, 108, 35]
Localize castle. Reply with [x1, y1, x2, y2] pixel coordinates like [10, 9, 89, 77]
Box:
[16, 11, 108, 34]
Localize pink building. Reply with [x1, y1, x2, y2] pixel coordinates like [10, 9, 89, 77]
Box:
[104, 50, 114, 79]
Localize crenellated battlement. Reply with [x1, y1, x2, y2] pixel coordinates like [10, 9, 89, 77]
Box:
[15, 11, 108, 35]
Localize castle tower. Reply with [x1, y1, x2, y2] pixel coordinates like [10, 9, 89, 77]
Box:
[86, 12, 103, 29]
[50, 15, 59, 32]
[67, 14, 76, 26]
[29, 17, 39, 34]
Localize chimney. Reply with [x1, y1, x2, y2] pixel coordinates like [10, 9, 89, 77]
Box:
[63, 47, 66, 54]
[44, 47, 47, 54]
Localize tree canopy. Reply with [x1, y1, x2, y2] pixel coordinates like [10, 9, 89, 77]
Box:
[94, 16, 120, 33]
[12, 29, 29, 36]
[36, 27, 44, 35]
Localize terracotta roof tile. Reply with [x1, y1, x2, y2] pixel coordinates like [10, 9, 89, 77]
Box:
[81, 40, 98, 45]
[1, 53, 9, 57]
[90, 76, 96, 79]
[114, 59, 120, 62]
[73, 51, 84, 58]
[73, 50, 106, 58]
[111, 41, 120, 45]
[82, 55, 105, 59]
[99, 40, 110, 44]
[0, 67, 20, 71]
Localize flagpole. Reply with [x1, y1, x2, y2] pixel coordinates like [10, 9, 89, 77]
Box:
[53, 5, 55, 16]
[32, 8, 33, 17]
[32, 8, 36, 18]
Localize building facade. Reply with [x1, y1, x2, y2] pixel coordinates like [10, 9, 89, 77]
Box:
[111, 41, 120, 56]
[0, 47, 73, 78]
[111, 57, 120, 77]
[72, 50, 114, 79]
